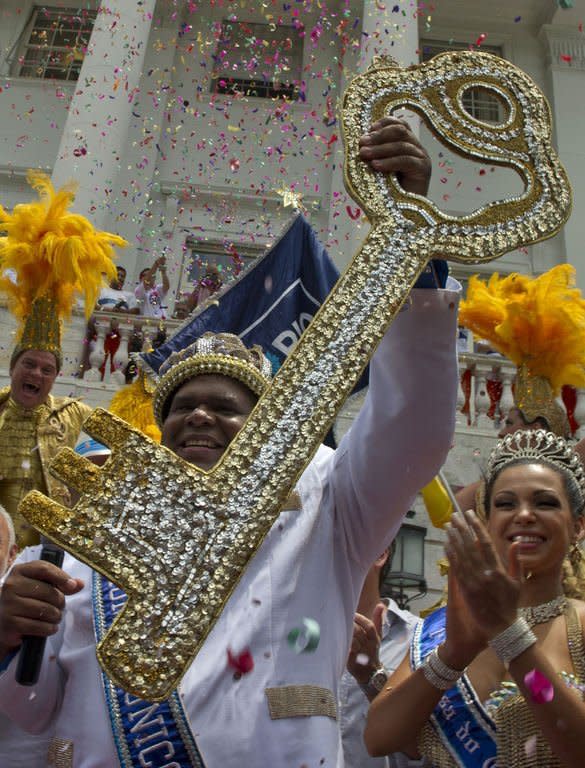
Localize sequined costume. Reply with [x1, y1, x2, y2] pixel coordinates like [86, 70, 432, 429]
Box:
[0, 387, 91, 548]
[0, 284, 460, 767]
[414, 603, 585, 768]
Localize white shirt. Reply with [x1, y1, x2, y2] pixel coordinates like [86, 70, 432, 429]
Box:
[96, 286, 138, 311]
[0, 284, 460, 767]
[134, 282, 168, 318]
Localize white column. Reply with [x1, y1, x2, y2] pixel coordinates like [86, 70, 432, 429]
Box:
[326, 0, 420, 271]
[574, 388, 585, 439]
[498, 370, 515, 424]
[474, 362, 494, 431]
[539, 25, 585, 290]
[51, 0, 156, 236]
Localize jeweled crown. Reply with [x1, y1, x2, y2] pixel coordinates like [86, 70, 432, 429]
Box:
[486, 429, 585, 505]
[153, 332, 272, 428]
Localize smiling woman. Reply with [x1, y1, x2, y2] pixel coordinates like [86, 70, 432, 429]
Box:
[365, 430, 585, 768]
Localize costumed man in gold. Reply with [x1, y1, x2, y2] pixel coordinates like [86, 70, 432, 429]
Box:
[0, 173, 126, 548]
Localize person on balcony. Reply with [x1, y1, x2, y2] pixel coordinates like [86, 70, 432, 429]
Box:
[172, 262, 224, 319]
[134, 256, 170, 319]
[95, 265, 139, 314]
[0, 172, 125, 548]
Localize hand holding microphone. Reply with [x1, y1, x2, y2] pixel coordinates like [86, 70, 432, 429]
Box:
[0, 539, 84, 686]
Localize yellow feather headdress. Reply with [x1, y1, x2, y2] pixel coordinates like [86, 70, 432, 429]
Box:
[108, 371, 161, 443]
[0, 172, 127, 367]
[459, 264, 585, 436]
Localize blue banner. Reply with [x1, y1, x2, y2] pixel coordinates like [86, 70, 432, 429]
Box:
[411, 608, 497, 768]
[139, 214, 344, 379]
[93, 572, 206, 768]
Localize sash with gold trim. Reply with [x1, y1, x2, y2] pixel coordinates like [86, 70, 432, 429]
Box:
[93, 572, 206, 768]
[411, 607, 497, 768]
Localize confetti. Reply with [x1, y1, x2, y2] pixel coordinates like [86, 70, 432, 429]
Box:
[524, 735, 537, 758]
[227, 647, 254, 676]
[524, 668, 554, 704]
[287, 617, 320, 653]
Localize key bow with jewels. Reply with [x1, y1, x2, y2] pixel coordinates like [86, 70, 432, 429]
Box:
[20, 51, 571, 701]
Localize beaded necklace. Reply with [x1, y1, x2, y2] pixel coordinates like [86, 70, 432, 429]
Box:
[519, 595, 567, 627]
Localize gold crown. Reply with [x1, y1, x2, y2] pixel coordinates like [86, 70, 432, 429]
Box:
[10, 293, 62, 368]
[486, 429, 585, 509]
[153, 332, 272, 428]
[515, 364, 570, 438]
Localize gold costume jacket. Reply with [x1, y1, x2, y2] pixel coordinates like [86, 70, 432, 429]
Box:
[0, 387, 92, 547]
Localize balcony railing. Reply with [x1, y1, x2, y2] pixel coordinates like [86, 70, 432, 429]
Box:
[0, 300, 583, 438]
[456, 346, 585, 439]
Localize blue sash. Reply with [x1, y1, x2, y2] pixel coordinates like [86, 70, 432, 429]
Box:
[93, 572, 206, 768]
[411, 607, 497, 768]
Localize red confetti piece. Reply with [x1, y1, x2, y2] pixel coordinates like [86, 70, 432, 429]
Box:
[476, 33, 487, 46]
[346, 206, 361, 220]
[227, 648, 254, 676]
[561, 54, 572, 62]
[524, 668, 554, 703]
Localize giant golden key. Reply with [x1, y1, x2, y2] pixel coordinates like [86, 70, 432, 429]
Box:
[20, 51, 571, 700]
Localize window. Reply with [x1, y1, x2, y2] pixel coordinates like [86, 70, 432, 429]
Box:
[10, 6, 97, 81]
[211, 20, 303, 100]
[420, 39, 506, 124]
[177, 239, 263, 300]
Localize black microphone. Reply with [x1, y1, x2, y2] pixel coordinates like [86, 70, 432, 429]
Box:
[15, 537, 64, 686]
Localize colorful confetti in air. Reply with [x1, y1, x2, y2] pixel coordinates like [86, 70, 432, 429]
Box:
[287, 617, 321, 653]
[524, 668, 554, 704]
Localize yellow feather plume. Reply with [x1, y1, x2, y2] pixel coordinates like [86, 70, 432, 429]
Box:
[108, 373, 161, 443]
[0, 172, 126, 322]
[459, 265, 585, 395]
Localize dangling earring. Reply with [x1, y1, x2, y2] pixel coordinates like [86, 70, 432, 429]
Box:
[569, 540, 584, 571]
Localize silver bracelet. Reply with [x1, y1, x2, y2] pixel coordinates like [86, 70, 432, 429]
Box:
[430, 647, 465, 681]
[422, 647, 464, 690]
[488, 617, 537, 665]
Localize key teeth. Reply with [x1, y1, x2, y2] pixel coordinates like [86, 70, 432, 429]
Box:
[19, 491, 70, 532]
[49, 447, 102, 492]
[83, 408, 136, 448]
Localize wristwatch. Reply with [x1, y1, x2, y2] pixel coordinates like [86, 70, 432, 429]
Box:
[359, 665, 389, 697]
